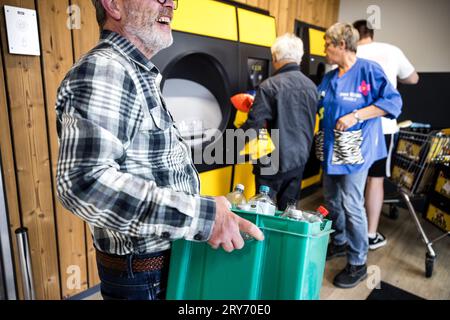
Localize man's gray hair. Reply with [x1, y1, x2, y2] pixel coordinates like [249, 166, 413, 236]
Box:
[271, 33, 304, 65]
[325, 23, 360, 53]
[91, 0, 106, 28]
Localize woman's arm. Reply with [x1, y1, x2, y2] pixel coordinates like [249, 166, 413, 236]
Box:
[335, 105, 387, 131]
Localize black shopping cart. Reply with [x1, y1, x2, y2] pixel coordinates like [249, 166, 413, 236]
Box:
[387, 128, 450, 277]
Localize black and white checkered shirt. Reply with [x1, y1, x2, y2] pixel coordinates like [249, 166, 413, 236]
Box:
[55, 30, 216, 255]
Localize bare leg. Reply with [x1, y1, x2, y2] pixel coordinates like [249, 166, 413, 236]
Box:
[365, 177, 384, 234]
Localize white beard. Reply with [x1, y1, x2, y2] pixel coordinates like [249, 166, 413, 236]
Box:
[123, 7, 173, 55]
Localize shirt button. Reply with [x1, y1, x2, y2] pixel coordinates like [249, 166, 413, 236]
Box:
[194, 233, 203, 241]
[161, 232, 171, 239]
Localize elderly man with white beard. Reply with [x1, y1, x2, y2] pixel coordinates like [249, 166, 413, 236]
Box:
[55, 0, 263, 300]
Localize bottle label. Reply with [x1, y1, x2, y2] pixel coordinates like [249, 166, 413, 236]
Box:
[249, 202, 275, 216]
[237, 203, 250, 211]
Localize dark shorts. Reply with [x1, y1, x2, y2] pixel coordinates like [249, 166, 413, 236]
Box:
[368, 134, 394, 178]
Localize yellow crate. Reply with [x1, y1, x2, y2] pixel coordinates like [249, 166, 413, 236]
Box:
[435, 170, 450, 199]
[397, 139, 422, 161]
[426, 204, 450, 232]
[392, 165, 415, 189]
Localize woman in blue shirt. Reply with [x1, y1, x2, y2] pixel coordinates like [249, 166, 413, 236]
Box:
[317, 23, 402, 288]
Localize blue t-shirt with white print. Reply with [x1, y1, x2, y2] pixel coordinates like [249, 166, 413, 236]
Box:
[317, 58, 402, 175]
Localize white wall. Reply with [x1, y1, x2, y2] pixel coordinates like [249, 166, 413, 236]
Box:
[339, 0, 450, 72]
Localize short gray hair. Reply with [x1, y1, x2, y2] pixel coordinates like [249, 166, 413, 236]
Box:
[271, 33, 304, 65]
[91, 0, 106, 28]
[325, 23, 360, 53]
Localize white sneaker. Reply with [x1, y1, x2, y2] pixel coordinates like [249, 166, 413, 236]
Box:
[368, 232, 387, 250]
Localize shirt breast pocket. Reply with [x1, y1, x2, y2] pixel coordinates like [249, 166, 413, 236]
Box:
[136, 106, 174, 170]
[139, 106, 173, 132]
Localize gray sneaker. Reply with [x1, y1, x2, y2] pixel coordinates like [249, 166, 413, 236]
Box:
[369, 232, 387, 250]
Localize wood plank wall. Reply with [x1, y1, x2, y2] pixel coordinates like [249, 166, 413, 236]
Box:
[0, 0, 338, 299]
[234, 0, 340, 34]
[37, 0, 87, 299]
[70, 0, 100, 289]
[0, 18, 24, 301]
[0, 0, 99, 300]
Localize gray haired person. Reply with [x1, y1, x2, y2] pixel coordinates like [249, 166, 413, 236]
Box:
[55, 0, 263, 300]
[241, 33, 319, 211]
[318, 23, 402, 288]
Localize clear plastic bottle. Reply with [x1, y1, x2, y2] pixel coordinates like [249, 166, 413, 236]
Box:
[248, 185, 276, 216]
[302, 206, 329, 223]
[284, 199, 297, 213]
[226, 184, 247, 210]
[281, 199, 306, 221]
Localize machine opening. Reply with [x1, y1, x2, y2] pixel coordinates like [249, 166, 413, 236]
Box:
[163, 79, 222, 148]
[162, 53, 231, 149]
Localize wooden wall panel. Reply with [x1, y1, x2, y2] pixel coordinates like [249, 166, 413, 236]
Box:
[70, 0, 100, 288]
[71, 0, 99, 60]
[297, 0, 340, 29]
[240, 0, 270, 11]
[0, 0, 60, 299]
[236, 0, 340, 34]
[0, 27, 24, 300]
[36, 0, 88, 299]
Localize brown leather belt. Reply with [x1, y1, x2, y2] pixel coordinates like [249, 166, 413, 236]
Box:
[96, 250, 168, 273]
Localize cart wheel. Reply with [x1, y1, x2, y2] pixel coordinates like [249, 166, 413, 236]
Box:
[389, 205, 399, 220]
[425, 253, 435, 278]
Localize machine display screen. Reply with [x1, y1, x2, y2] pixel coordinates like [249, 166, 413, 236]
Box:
[247, 58, 269, 91]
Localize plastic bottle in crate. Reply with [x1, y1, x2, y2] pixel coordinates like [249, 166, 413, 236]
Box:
[302, 206, 329, 223]
[284, 199, 297, 214]
[248, 185, 276, 215]
[226, 184, 247, 210]
[281, 199, 306, 221]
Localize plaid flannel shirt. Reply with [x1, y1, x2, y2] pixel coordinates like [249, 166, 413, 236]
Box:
[55, 30, 216, 255]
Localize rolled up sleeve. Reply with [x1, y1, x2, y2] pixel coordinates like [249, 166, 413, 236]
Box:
[371, 65, 403, 119]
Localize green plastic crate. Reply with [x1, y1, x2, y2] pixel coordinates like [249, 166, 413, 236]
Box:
[166, 211, 332, 300]
[257, 214, 332, 300]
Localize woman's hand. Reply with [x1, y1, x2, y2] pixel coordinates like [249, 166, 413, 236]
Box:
[335, 113, 358, 131]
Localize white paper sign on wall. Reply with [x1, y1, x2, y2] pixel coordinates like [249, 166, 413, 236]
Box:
[4, 5, 41, 56]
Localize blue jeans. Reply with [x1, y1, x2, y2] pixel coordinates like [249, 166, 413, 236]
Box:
[97, 251, 170, 300]
[323, 170, 369, 265]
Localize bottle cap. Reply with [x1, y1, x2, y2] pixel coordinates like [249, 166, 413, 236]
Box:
[317, 205, 329, 217]
[260, 185, 270, 193]
[235, 184, 245, 191]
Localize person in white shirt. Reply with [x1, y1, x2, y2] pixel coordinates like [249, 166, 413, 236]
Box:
[353, 20, 419, 250]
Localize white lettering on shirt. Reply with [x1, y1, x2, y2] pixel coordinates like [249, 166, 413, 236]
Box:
[339, 92, 363, 102]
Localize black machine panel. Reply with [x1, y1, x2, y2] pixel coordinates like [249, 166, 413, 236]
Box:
[295, 21, 328, 86]
[151, 33, 274, 173]
[154, 31, 240, 94]
[239, 43, 273, 93]
[295, 21, 326, 183]
[152, 31, 240, 172]
[247, 58, 270, 93]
